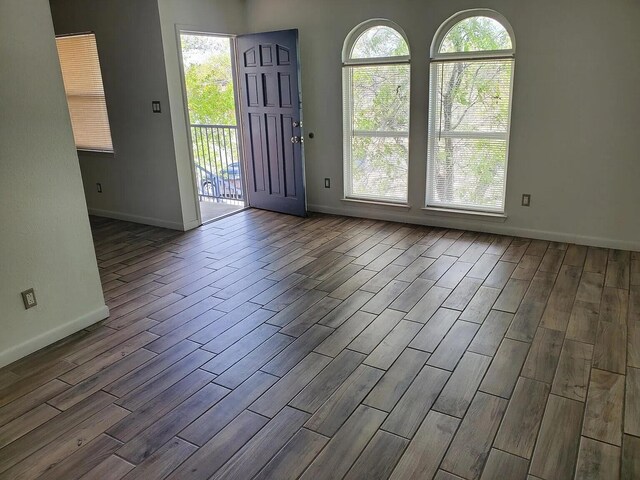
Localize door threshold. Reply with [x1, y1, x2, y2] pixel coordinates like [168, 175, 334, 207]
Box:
[201, 206, 250, 226]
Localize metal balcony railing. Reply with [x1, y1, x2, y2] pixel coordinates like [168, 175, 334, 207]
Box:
[191, 124, 243, 203]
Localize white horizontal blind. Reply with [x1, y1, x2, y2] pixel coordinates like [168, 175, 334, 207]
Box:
[428, 58, 513, 212]
[345, 63, 410, 202]
[56, 34, 113, 152]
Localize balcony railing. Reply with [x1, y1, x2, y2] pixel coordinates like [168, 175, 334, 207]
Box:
[191, 124, 243, 203]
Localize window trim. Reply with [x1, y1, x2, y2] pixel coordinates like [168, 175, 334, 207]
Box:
[430, 9, 516, 59]
[342, 19, 411, 204]
[342, 19, 411, 65]
[55, 32, 115, 155]
[426, 9, 516, 214]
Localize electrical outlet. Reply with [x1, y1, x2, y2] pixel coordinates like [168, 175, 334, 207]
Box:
[522, 194, 531, 207]
[96, 183, 102, 193]
[324, 178, 331, 188]
[152, 101, 161, 113]
[21, 288, 37, 309]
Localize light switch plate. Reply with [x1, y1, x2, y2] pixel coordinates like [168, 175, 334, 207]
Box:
[21, 288, 37, 309]
[522, 194, 531, 207]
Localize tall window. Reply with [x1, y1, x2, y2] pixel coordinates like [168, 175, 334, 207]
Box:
[343, 20, 410, 203]
[427, 11, 515, 213]
[56, 33, 113, 152]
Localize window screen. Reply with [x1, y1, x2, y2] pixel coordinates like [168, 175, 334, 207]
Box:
[56, 33, 113, 152]
[427, 14, 515, 213]
[343, 22, 410, 203]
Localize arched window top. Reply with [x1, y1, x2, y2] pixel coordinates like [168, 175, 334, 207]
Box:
[343, 19, 410, 64]
[351, 26, 409, 59]
[432, 10, 515, 58]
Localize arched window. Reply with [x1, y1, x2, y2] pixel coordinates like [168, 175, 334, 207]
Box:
[343, 20, 411, 203]
[427, 11, 515, 213]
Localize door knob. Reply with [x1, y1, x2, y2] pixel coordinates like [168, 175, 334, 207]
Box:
[292, 121, 302, 127]
[291, 136, 303, 144]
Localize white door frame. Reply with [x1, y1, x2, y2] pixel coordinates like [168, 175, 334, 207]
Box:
[175, 26, 248, 226]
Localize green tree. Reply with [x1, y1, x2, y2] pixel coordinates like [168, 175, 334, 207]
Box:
[184, 52, 236, 126]
[435, 17, 512, 207]
[349, 26, 410, 200]
[180, 34, 239, 188]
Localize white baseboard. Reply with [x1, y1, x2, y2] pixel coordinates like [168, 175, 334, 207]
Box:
[0, 305, 110, 369]
[88, 208, 185, 231]
[308, 203, 640, 251]
[183, 217, 201, 231]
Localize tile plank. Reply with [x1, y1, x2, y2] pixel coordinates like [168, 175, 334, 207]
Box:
[427, 320, 479, 371]
[479, 449, 529, 480]
[441, 392, 508, 480]
[291, 349, 365, 413]
[494, 377, 550, 459]
[433, 352, 492, 418]
[300, 405, 387, 480]
[622, 434, 640, 480]
[382, 365, 450, 438]
[529, 394, 584, 480]
[211, 406, 309, 480]
[305, 365, 384, 437]
[363, 320, 422, 370]
[479, 338, 529, 398]
[344, 430, 408, 480]
[625, 367, 640, 436]
[364, 348, 429, 412]
[575, 437, 620, 480]
[390, 411, 459, 480]
[550, 339, 593, 401]
[253, 428, 329, 480]
[583, 369, 625, 445]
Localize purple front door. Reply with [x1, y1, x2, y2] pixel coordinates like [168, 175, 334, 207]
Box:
[236, 29, 307, 217]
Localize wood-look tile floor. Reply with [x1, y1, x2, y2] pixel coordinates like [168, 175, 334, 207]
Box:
[1, 209, 639, 480]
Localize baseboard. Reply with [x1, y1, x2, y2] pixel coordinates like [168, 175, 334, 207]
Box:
[183, 217, 201, 231]
[0, 305, 110, 369]
[308, 203, 640, 251]
[88, 208, 184, 231]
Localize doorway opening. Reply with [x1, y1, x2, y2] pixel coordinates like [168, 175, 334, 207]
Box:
[179, 32, 246, 223]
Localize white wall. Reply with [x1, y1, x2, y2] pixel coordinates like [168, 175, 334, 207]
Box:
[246, 0, 640, 250]
[49, 0, 186, 230]
[0, 0, 108, 367]
[157, 0, 247, 229]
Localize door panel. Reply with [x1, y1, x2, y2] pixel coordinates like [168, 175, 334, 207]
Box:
[236, 30, 306, 216]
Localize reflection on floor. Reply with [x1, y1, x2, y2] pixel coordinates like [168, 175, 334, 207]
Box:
[200, 198, 244, 223]
[1, 210, 637, 479]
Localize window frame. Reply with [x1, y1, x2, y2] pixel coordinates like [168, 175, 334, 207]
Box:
[55, 32, 115, 155]
[342, 19, 411, 205]
[426, 9, 515, 214]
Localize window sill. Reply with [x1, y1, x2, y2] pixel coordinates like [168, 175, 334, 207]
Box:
[341, 198, 411, 209]
[77, 149, 115, 158]
[422, 206, 507, 222]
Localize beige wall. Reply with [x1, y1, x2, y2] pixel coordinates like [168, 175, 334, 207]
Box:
[50, 0, 185, 229]
[0, 0, 107, 367]
[246, 0, 640, 250]
[42, 0, 640, 249]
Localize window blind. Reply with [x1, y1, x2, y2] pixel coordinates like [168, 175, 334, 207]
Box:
[428, 58, 513, 212]
[344, 63, 410, 203]
[56, 33, 113, 152]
